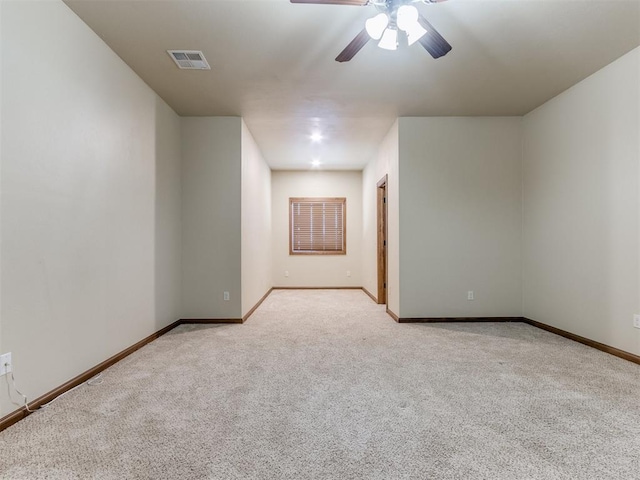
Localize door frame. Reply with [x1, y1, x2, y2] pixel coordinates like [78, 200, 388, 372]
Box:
[377, 175, 388, 305]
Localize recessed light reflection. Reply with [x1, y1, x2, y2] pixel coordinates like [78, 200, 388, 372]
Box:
[310, 132, 323, 143]
[311, 159, 322, 167]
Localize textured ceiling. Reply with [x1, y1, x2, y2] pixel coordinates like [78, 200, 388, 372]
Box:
[64, 0, 640, 170]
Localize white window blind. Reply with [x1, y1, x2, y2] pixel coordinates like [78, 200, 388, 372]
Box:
[290, 198, 346, 255]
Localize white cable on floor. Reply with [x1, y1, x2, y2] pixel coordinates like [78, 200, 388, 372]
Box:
[86, 373, 104, 386]
[6, 372, 39, 413]
[5, 371, 105, 413]
[39, 373, 104, 408]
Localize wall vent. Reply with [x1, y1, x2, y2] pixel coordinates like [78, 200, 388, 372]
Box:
[167, 50, 211, 70]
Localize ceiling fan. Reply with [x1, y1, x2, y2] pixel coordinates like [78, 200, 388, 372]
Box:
[290, 0, 452, 62]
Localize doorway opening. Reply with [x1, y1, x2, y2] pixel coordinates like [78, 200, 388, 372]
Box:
[377, 175, 388, 305]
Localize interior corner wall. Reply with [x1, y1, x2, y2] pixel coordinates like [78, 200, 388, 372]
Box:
[155, 98, 182, 330]
[523, 46, 640, 355]
[272, 170, 363, 288]
[398, 117, 523, 318]
[241, 121, 272, 317]
[181, 117, 242, 319]
[0, 0, 182, 417]
[0, 0, 4, 392]
[362, 120, 400, 315]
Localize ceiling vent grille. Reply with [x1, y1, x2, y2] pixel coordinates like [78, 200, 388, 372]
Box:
[167, 50, 211, 70]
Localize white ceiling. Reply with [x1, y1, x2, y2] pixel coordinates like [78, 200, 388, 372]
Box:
[63, 0, 640, 170]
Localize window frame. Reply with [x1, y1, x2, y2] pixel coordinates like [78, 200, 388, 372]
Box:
[289, 197, 347, 256]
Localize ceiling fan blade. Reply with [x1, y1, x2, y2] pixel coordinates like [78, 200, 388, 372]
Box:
[335, 28, 370, 62]
[290, 0, 369, 5]
[417, 15, 452, 59]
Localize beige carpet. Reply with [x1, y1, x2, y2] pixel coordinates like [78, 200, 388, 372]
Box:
[1, 289, 639, 479]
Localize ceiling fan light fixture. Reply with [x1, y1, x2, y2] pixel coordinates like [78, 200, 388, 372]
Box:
[397, 5, 427, 45]
[378, 27, 398, 51]
[396, 5, 419, 31]
[405, 24, 428, 46]
[365, 13, 389, 40]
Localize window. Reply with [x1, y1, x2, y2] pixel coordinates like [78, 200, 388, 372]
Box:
[290, 197, 346, 255]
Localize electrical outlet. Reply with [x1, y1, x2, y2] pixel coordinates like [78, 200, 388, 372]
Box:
[223, 291, 230, 301]
[347, 271, 351, 277]
[467, 291, 474, 301]
[633, 314, 640, 329]
[0, 352, 12, 377]
[285, 271, 289, 277]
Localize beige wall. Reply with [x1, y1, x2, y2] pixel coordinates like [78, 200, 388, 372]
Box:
[0, 0, 182, 416]
[181, 117, 242, 319]
[523, 46, 640, 355]
[0, 0, 4, 399]
[362, 121, 400, 315]
[241, 121, 272, 316]
[398, 117, 523, 318]
[155, 98, 182, 330]
[272, 171, 362, 287]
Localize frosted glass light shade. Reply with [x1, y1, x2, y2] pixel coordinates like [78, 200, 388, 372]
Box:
[365, 13, 389, 40]
[406, 23, 427, 45]
[396, 5, 419, 31]
[378, 27, 398, 51]
[397, 5, 427, 46]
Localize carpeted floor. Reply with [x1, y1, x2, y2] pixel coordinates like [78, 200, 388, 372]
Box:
[1, 289, 639, 479]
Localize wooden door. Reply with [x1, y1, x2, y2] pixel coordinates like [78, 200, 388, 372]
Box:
[377, 176, 388, 305]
